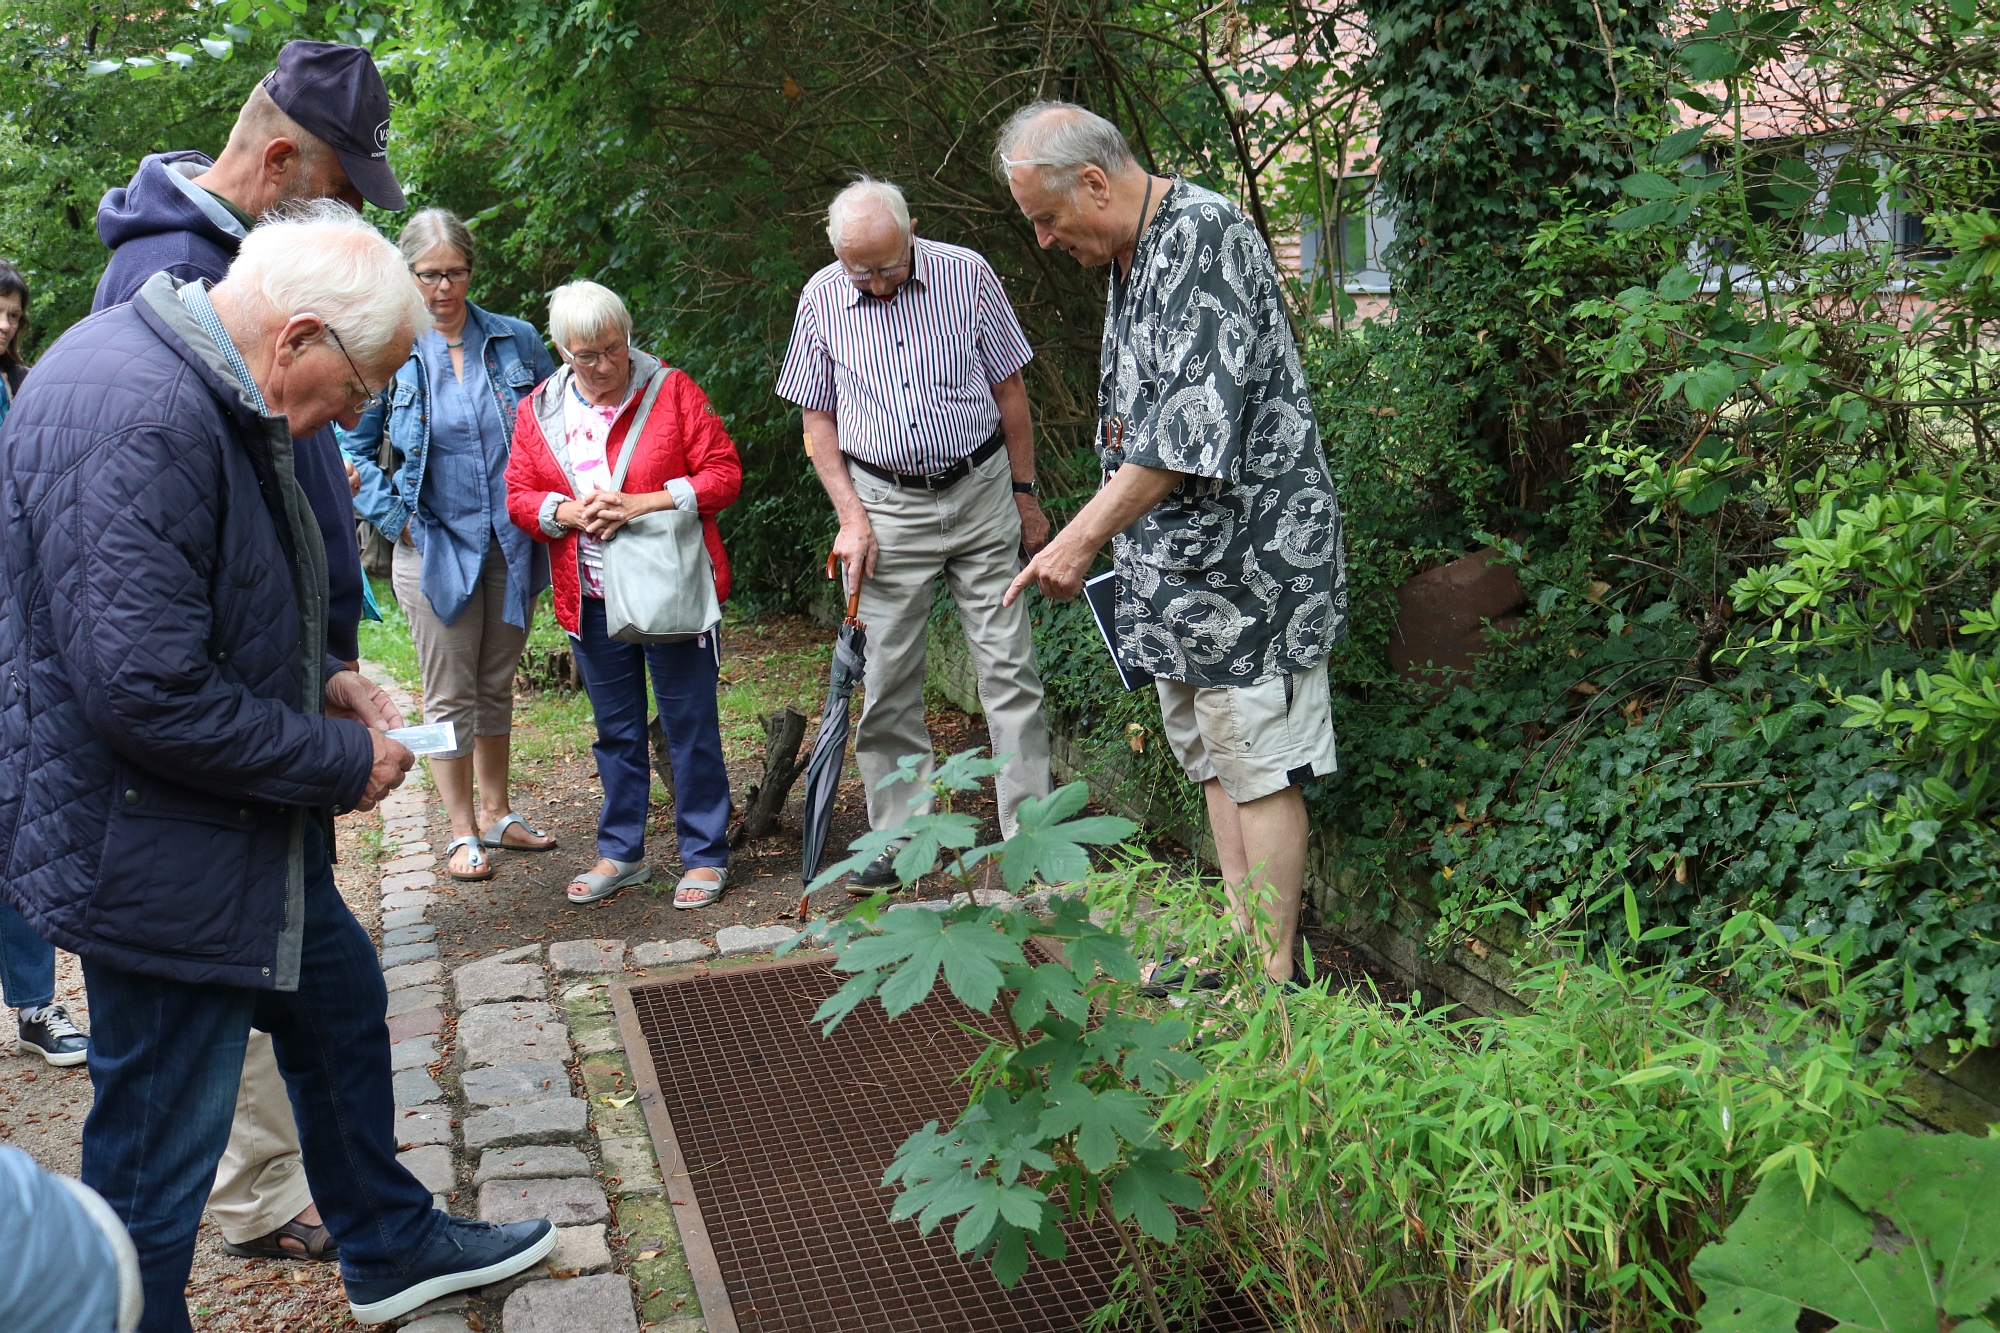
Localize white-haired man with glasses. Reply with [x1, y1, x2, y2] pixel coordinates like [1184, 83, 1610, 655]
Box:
[776, 177, 1054, 888]
[997, 101, 1348, 993]
[0, 205, 557, 1331]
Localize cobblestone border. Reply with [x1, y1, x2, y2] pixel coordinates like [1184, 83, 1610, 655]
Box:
[362, 665, 704, 1332]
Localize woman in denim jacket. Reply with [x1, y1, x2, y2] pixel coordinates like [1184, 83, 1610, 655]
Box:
[345, 209, 559, 881]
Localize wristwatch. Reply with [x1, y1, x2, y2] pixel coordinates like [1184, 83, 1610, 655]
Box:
[1011, 479, 1039, 496]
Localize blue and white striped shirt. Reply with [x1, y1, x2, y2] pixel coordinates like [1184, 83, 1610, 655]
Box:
[775, 237, 1034, 474]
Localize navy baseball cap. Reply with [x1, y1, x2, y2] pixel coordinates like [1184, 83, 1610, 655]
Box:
[263, 40, 406, 210]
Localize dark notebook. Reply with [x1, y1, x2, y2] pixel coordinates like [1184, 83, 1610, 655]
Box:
[1083, 570, 1154, 691]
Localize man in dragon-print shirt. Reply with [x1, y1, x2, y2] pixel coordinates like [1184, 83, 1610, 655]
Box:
[999, 99, 1346, 992]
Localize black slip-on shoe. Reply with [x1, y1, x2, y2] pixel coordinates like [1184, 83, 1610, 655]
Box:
[17, 1004, 88, 1067]
[346, 1215, 555, 1326]
[846, 848, 905, 895]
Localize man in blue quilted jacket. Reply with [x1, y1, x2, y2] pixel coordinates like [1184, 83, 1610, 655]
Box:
[0, 206, 555, 1330]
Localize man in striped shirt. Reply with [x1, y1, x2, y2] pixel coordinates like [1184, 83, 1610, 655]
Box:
[777, 177, 1053, 889]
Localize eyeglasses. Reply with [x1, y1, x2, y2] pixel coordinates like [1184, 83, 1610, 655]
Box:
[844, 261, 911, 282]
[321, 323, 387, 413]
[412, 267, 472, 288]
[997, 153, 1061, 169]
[564, 343, 628, 371]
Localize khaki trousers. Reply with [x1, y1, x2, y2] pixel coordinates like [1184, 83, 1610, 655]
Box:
[392, 539, 528, 760]
[848, 448, 1052, 839]
[206, 1030, 312, 1244]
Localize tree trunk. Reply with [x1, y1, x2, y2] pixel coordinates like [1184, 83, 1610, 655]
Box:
[730, 708, 809, 847]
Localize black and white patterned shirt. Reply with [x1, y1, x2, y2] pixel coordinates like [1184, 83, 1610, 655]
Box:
[1100, 179, 1347, 687]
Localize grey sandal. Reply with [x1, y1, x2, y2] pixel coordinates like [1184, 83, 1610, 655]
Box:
[483, 812, 557, 851]
[672, 867, 728, 910]
[567, 859, 649, 905]
[445, 835, 496, 882]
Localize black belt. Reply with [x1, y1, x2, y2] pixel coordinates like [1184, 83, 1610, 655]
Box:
[848, 431, 1005, 492]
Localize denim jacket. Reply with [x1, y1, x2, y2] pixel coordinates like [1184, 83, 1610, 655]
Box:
[342, 303, 556, 543]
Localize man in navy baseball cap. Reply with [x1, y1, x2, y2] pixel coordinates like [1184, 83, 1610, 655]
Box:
[262, 40, 407, 211]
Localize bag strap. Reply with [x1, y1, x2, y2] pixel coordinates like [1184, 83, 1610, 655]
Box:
[607, 368, 672, 492]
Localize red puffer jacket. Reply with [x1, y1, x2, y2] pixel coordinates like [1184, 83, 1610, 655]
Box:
[505, 353, 742, 635]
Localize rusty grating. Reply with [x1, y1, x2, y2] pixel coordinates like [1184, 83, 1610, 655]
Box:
[617, 956, 1266, 1333]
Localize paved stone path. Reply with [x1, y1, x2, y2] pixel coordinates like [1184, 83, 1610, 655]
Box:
[363, 666, 705, 1331]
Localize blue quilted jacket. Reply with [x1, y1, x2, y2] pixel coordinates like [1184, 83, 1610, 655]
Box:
[0, 275, 375, 989]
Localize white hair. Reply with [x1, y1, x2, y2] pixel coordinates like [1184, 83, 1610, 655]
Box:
[225, 199, 426, 362]
[826, 178, 911, 250]
[547, 281, 632, 353]
[992, 101, 1137, 196]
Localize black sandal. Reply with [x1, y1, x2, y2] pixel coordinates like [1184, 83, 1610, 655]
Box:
[222, 1217, 339, 1262]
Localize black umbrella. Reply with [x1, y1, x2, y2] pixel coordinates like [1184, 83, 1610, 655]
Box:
[799, 556, 866, 911]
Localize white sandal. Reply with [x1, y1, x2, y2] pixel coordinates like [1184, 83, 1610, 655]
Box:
[672, 867, 728, 910]
[567, 859, 650, 905]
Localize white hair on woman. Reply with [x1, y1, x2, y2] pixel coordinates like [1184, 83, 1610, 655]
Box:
[826, 177, 910, 249]
[229, 199, 427, 361]
[547, 281, 633, 355]
[991, 101, 1137, 196]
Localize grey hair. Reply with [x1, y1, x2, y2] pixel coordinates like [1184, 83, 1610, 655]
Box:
[397, 208, 476, 271]
[547, 281, 632, 354]
[826, 177, 911, 249]
[225, 199, 427, 363]
[230, 83, 339, 187]
[991, 101, 1136, 195]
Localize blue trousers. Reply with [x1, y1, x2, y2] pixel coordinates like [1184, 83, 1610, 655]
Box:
[571, 595, 731, 867]
[0, 899, 55, 1011]
[80, 823, 440, 1333]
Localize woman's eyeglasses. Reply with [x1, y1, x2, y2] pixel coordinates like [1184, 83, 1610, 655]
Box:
[412, 267, 472, 288]
[565, 344, 628, 371]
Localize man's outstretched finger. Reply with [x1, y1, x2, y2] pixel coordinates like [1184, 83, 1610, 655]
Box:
[1004, 563, 1036, 607]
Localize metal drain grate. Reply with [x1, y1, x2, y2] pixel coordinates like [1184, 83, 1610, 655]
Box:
[618, 956, 1266, 1333]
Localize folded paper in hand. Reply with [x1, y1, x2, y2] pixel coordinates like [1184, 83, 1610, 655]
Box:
[386, 722, 457, 756]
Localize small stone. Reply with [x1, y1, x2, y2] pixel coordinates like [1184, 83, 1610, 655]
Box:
[394, 1068, 442, 1107]
[474, 1146, 591, 1186]
[384, 853, 437, 874]
[459, 1002, 568, 1068]
[477, 1176, 609, 1227]
[562, 981, 609, 1007]
[395, 1104, 455, 1148]
[971, 887, 1019, 909]
[478, 943, 544, 966]
[398, 1314, 471, 1333]
[630, 938, 714, 967]
[501, 1274, 637, 1333]
[383, 960, 444, 990]
[714, 924, 797, 957]
[382, 942, 440, 968]
[596, 1136, 661, 1193]
[549, 938, 627, 976]
[398, 1144, 456, 1194]
[541, 1224, 612, 1276]
[381, 870, 439, 893]
[384, 984, 444, 1019]
[383, 922, 438, 948]
[381, 890, 435, 911]
[568, 1019, 619, 1056]
[390, 1035, 439, 1071]
[388, 1005, 445, 1043]
[464, 1099, 590, 1148]
[886, 898, 954, 914]
[382, 906, 428, 931]
[461, 1060, 572, 1107]
[455, 960, 546, 1007]
[391, 840, 433, 855]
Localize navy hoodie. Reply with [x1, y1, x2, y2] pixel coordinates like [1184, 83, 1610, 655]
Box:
[94, 151, 366, 662]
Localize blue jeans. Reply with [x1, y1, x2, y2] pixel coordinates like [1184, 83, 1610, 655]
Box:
[571, 596, 731, 867]
[79, 823, 440, 1333]
[0, 899, 55, 1011]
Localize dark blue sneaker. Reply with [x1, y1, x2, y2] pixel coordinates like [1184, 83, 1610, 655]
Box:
[17, 1004, 88, 1067]
[346, 1215, 556, 1325]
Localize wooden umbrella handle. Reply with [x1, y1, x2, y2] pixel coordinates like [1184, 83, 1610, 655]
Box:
[825, 551, 861, 622]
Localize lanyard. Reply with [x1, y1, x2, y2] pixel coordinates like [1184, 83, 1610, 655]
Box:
[1103, 175, 1157, 468]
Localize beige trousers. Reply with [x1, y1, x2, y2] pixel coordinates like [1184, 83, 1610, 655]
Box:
[207, 1031, 312, 1244]
[848, 447, 1052, 839]
[392, 539, 528, 760]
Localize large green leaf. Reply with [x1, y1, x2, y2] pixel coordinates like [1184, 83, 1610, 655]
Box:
[1038, 1082, 1158, 1171]
[1692, 1128, 2000, 1331]
[1679, 39, 1746, 82]
[1106, 1146, 1204, 1244]
[993, 783, 1138, 890]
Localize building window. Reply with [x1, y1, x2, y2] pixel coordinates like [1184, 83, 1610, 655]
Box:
[1300, 176, 1392, 298]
